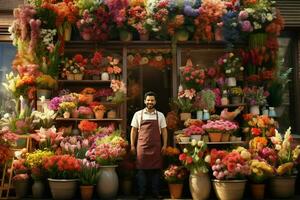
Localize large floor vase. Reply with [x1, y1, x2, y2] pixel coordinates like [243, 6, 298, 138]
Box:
[269, 176, 296, 198]
[189, 172, 211, 200]
[13, 179, 29, 199]
[97, 165, 119, 199]
[212, 179, 247, 200]
[48, 178, 78, 200]
[32, 180, 45, 198]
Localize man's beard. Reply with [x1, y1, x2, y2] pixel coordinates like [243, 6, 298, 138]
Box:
[146, 104, 154, 109]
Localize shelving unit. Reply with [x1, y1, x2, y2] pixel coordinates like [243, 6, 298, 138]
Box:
[56, 117, 123, 121]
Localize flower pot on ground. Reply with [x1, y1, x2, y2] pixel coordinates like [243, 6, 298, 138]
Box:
[48, 178, 79, 200]
[13, 178, 29, 199]
[80, 185, 94, 200]
[189, 172, 211, 200]
[269, 176, 296, 198]
[250, 183, 265, 200]
[97, 165, 119, 199]
[212, 179, 247, 200]
[79, 159, 99, 200]
[168, 183, 183, 199]
[32, 180, 45, 199]
[164, 165, 188, 199]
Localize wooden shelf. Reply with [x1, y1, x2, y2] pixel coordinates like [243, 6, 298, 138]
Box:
[178, 141, 246, 145]
[57, 80, 111, 84]
[56, 117, 122, 121]
[215, 103, 246, 108]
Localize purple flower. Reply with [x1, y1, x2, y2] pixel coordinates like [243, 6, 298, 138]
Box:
[241, 20, 253, 32]
[49, 97, 61, 111]
[183, 5, 199, 17]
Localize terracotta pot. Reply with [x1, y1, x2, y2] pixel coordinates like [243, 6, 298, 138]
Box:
[189, 172, 211, 200]
[221, 132, 230, 142]
[269, 176, 296, 198]
[212, 179, 247, 200]
[66, 74, 75, 80]
[250, 183, 265, 200]
[168, 183, 183, 199]
[74, 74, 83, 80]
[139, 32, 149, 41]
[107, 110, 117, 119]
[208, 132, 222, 142]
[80, 185, 94, 200]
[97, 165, 119, 199]
[63, 111, 71, 119]
[71, 110, 79, 118]
[48, 178, 78, 200]
[95, 111, 105, 119]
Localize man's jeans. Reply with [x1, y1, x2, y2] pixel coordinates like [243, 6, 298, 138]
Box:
[136, 169, 161, 195]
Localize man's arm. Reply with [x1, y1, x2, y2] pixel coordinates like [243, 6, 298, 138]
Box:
[130, 127, 138, 154]
[161, 127, 168, 153]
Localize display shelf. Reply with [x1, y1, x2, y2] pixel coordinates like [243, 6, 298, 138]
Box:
[215, 103, 246, 108]
[178, 141, 246, 145]
[55, 117, 122, 121]
[57, 80, 111, 84]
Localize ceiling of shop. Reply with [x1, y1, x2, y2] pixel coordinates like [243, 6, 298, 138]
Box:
[277, 0, 300, 27]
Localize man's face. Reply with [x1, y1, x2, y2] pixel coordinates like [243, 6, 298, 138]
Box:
[144, 95, 156, 109]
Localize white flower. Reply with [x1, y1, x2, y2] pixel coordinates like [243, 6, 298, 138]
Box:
[191, 139, 197, 146]
[266, 13, 273, 21]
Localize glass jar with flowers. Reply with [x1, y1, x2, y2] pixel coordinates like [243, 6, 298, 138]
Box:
[229, 87, 244, 104]
[179, 140, 211, 200]
[78, 120, 98, 138]
[202, 120, 239, 142]
[93, 105, 106, 119]
[61, 54, 87, 80]
[174, 89, 196, 121]
[35, 74, 57, 99]
[217, 52, 244, 87]
[25, 150, 54, 198]
[210, 147, 251, 200]
[43, 155, 81, 200]
[163, 164, 188, 199]
[269, 127, 300, 198]
[58, 102, 76, 118]
[81, 88, 96, 104]
[243, 87, 269, 115]
[78, 159, 100, 200]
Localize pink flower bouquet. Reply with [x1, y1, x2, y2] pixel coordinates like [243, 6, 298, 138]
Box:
[202, 120, 239, 133]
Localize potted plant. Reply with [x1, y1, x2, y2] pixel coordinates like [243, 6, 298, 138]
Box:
[202, 120, 239, 142]
[174, 89, 196, 121]
[60, 136, 89, 158]
[210, 147, 251, 200]
[78, 120, 98, 138]
[193, 89, 216, 120]
[61, 54, 87, 80]
[81, 88, 97, 103]
[243, 87, 269, 115]
[180, 65, 205, 91]
[179, 140, 211, 200]
[58, 102, 77, 118]
[26, 150, 54, 198]
[164, 164, 188, 199]
[43, 155, 81, 200]
[93, 104, 106, 119]
[78, 159, 100, 200]
[36, 74, 57, 99]
[78, 106, 94, 119]
[184, 124, 205, 141]
[229, 87, 244, 104]
[12, 153, 30, 199]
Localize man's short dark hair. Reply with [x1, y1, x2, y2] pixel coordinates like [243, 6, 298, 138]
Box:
[144, 91, 157, 100]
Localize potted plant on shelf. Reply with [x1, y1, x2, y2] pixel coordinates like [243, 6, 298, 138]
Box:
[78, 106, 94, 119]
[164, 164, 188, 199]
[58, 101, 76, 118]
[35, 74, 57, 99]
[229, 87, 244, 104]
[179, 140, 211, 200]
[61, 54, 87, 80]
[202, 120, 239, 142]
[78, 120, 98, 138]
[243, 87, 269, 115]
[78, 159, 100, 200]
[93, 104, 106, 119]
[180, 64, 206, 91]
[81, 88, 97, 104]
[210, 147, 251, 200]
[43, 155, 81, 200]
[174, 88, 196, 121]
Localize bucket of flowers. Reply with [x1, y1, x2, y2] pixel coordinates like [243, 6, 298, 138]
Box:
[43, 155, 81, 200]
[164, 164, 188, 199]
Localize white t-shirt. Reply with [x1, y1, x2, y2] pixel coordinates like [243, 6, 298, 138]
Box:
[131, 109, 167, 134]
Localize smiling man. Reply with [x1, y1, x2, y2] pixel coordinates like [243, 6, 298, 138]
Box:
[130, 91, 168, 200]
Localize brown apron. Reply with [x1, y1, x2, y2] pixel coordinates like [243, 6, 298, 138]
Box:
[136, 110, 163, 169]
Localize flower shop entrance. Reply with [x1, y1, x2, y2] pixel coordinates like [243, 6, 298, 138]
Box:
[126, 62, 172, 132]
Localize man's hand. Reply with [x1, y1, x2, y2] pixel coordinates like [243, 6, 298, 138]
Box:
[130, 146, 136, 155]
[161, 145, 167, 154]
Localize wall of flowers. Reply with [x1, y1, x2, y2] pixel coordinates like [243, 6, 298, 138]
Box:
[0, 0, 298, 200]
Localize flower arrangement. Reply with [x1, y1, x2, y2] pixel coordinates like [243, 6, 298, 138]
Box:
[25, 150, 54, 180]
[94, 88, 113, 101]
[127, 1, 148, 35]
[106, 56, 122, 76]
[179, 140, 210, 174]
[0, 127, 18, 164]
[59, 101, 76, 112]
[12, 151, 30, 181]
[79, 158, 100, 185]
[174, 88, 196, 113]
[108, 80, 127, 104]
[243, 87, 269, 106]
[86, 130, 127, 165]
[243, 114, 276, 138]
[43, 155, 81, 179]
[81, 87, 97, 95]
[249, 159, 274, 183]
[193, 89, 216, 112]
[105, 0, 129, 28]
[93, 105, 106, 113]
[31, 126, 64, 151]
[217, 52, 244, 78]
[61, 54, 87, 78]
[270, 128, 300, 176]
[35, 74, 57, 89]
[210, 148, 251, 180]
[184, 125, 204, 136]
[78, 106, 93, 118]
[78, 120, 98, 133]
[229, 87, 243, 96]
[164, 164, 188, 184]
[181, 64, 205, 91]
[60, 136, 89, 159]
[32, 96, 57, 128]
[164, 146, 181, 165]
[202, 120, 239, 133]
[49, 97, 62, 111]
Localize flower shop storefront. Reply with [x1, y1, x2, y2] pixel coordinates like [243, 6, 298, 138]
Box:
[1, 0, 300, 200]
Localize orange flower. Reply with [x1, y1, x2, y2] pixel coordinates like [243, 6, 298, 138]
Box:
[81, 87, 96, 95]
[78, 120, 98, 132]
[93, 105, 106, 112]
